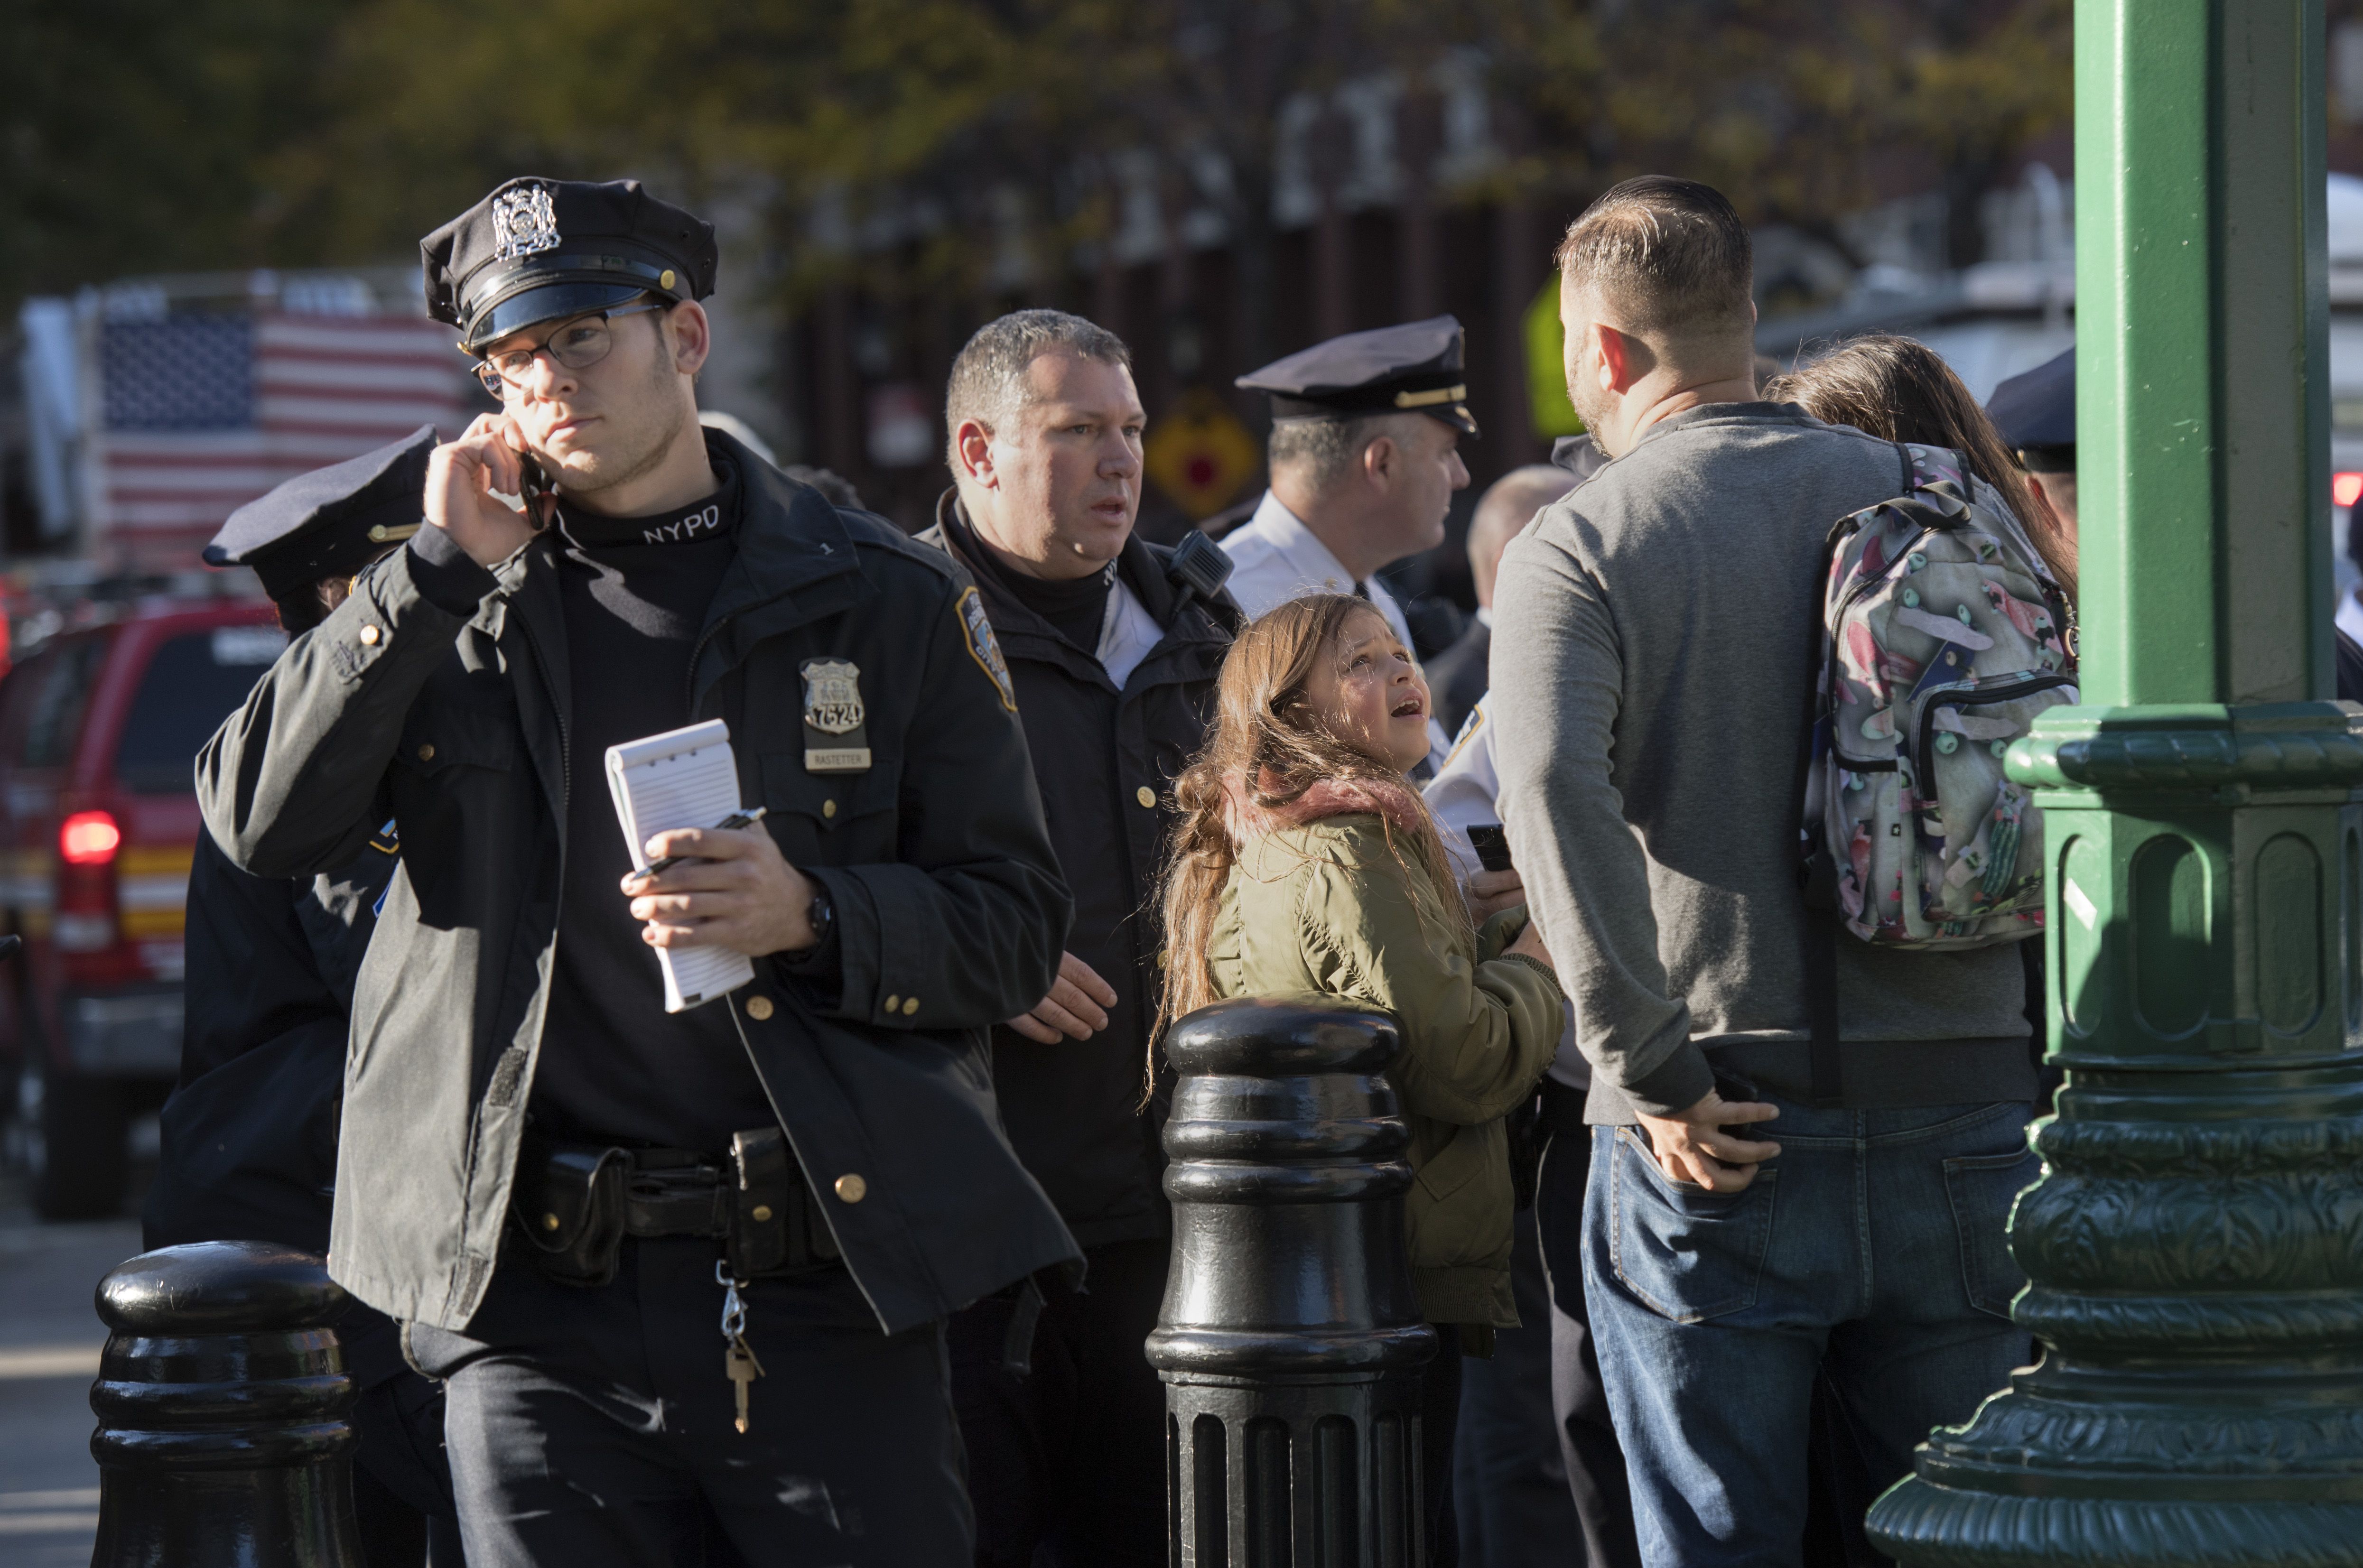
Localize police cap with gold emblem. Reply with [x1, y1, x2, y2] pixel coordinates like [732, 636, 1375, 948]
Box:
[204, 426, 436, 601]
[1236, 315, 1478, 437]
[422, 177, 719, 353]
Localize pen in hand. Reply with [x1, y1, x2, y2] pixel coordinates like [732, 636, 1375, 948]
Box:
[636, 807, 769, 879]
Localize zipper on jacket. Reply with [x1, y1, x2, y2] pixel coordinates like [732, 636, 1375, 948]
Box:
[1827, 520, 1936, 632]
[511, 610, 572, 814]
[1909, 674, 2075, 798]
[686, 613, 735, 721]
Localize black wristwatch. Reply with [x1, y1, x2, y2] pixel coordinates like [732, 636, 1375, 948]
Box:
[793, 880, 834, 954]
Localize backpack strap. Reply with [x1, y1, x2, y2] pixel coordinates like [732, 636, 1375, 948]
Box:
[1795, 510, 1849, 1111]
[1899, 439, 1983, 500]
[1796, 441, 1982, 1110]
[1803, 910, 1843, 1109]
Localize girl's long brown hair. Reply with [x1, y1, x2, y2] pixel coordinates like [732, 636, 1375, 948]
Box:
[1765, 334, 2078, 599]
[1153, 594, 1471, 1050]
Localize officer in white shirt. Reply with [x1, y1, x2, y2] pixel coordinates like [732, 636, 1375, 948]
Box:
[1223, 316, 1475, 766]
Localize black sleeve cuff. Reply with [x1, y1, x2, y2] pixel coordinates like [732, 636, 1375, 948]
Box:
[406, 523, 501, 615]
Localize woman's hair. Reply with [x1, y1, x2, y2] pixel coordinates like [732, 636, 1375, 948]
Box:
[1764, 334, 2077, 598]
[1152, 594, 1471, 1048]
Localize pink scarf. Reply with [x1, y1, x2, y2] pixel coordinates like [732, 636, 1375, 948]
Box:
[1220, 768, 1426, 847]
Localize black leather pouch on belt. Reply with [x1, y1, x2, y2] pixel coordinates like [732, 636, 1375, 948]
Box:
[510, 1137, 629, 1287]
[728, 1126, 840, 1277]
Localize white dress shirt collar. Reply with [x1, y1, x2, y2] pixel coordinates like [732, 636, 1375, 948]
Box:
[1244, 490, 1363, 595]
[1095, 571, 1163, 690]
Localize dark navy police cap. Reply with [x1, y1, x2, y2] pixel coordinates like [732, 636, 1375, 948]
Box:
[422, 177, 718, 353]
[1986, 347, 2074, 460]
[1237, 315, 1478, 437]
[205, 427, 437, 602]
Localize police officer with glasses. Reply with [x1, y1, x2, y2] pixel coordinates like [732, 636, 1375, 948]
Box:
[199, 176, 1079, 1567]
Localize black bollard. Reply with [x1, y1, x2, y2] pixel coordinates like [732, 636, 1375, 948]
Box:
[89, 1239, 364, 1568]
[1148, 998, 1437, 1568]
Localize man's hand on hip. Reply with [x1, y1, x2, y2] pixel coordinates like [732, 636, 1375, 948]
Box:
[1635, 1089, 1780, 1192]
[625, 826, 817, 957]
[1005, 952, 1119, 1043]
[425, 413, 547, 567]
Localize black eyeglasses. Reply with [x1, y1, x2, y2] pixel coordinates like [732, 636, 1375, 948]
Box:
[474, 302, 665, 396]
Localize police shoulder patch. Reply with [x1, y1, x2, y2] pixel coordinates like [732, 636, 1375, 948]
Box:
[956, 586, 1017, 714]
[1442, 701, 1487, 770]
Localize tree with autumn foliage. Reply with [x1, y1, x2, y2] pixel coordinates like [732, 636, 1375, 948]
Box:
[5, 0, 2086, 318]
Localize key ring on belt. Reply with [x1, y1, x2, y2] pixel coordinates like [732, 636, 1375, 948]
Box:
[716, 1259, 749, 1339]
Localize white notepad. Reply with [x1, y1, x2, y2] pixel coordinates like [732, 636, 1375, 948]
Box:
[605, 719, 757, 1012]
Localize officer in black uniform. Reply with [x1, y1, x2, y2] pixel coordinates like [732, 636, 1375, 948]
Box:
[150, 428, 459, 1567]
[197, 177, 1079, 1567]
[917, 309, 1237, 1566]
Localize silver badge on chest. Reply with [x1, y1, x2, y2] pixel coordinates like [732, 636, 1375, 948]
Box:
[492, 185, 562, 261]
[801, 658, 872, 773]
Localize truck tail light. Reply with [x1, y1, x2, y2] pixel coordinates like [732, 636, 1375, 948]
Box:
[60, 811, 122, 865]
[2335, 472, 2363, 508]
[55, 810, 123, 958]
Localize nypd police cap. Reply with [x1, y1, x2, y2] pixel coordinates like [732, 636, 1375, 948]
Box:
[1986, 346, 2074, 462]
[422, 177, 718, 353]
[1237, 315, 1478, 437]
[205, 426, 436, 602]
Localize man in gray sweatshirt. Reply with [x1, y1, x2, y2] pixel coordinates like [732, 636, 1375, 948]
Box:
[1491, 176, 2039, 1567]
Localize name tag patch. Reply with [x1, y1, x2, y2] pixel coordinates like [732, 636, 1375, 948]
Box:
[801, 658, 872, 773]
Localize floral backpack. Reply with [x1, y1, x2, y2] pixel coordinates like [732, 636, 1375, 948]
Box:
[1799, 444, 2077, 955]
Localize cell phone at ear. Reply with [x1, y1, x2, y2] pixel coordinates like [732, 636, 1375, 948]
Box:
[1467, 824, 1514, 874]
[519, 454, 552, 521]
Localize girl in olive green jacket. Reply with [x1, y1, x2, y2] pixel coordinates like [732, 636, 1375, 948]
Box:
[1156, 593, 1564, 1331]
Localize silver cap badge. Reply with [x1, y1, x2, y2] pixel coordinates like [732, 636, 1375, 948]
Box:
[491, 185, 562, 262]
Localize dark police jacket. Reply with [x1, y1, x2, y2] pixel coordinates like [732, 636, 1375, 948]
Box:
[148, 828, 403, 1377]
[920, 493, 1232, 1249]
[198, 434, 1080, 1335]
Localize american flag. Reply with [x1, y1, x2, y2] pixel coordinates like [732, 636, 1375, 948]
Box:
[94, 311, 480, 568]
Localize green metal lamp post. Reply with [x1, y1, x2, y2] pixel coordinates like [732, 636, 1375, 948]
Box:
[1864, 1, 2363, 1561]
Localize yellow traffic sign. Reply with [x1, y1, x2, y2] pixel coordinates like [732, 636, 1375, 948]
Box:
[1147, 388, 1262, 520]
[1525, 278, 1585, 440]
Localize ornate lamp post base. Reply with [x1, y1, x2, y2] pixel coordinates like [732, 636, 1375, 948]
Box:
[1867, 0, 2362, 1550]
[1869, 705, 2363, 1565]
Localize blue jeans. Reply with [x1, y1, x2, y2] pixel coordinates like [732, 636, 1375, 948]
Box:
[1454, 1206, 1584, 1566]
[1582, 1097, 2038, 1568]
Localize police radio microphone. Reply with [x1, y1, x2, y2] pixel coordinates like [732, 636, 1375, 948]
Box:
[1164, 528, 1236, 625]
